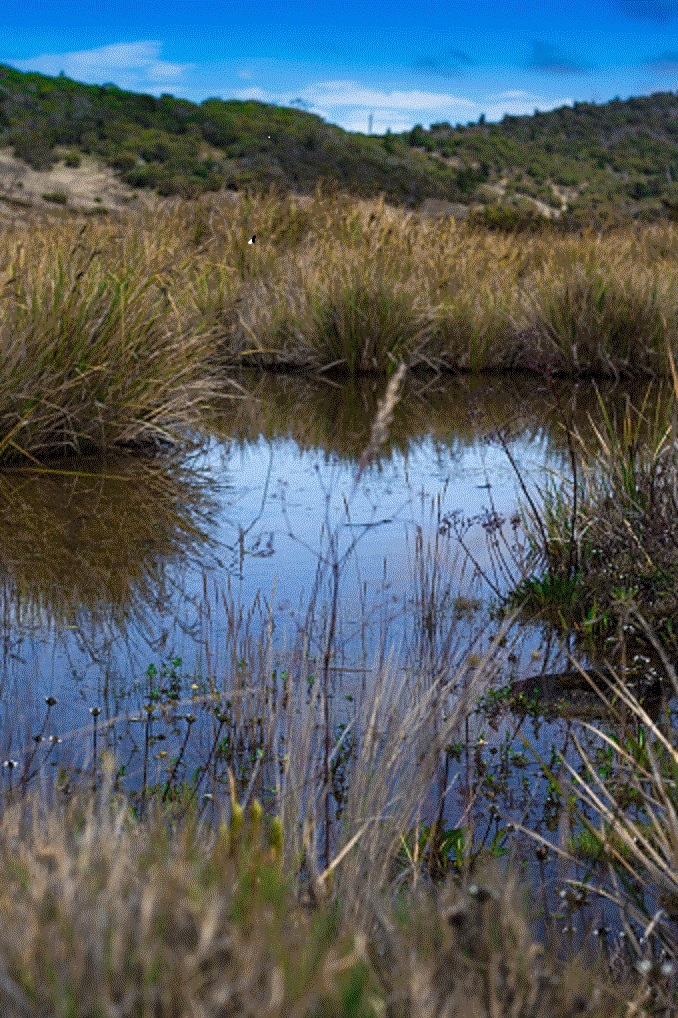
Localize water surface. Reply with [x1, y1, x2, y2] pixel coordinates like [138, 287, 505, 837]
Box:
[0, 371, 674, 934]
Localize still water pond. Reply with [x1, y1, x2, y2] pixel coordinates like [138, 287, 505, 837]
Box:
[0, 373, 576, 749]
[0, 371, 673, 911]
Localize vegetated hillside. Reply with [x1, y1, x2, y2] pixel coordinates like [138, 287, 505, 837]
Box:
[408, 93, 678, 222]
[1, 62, 677, 226]
[0, 64, 462, 208]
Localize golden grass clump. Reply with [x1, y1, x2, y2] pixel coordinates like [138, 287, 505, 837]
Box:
[214, 193, 678, 378]
[0, 219, 219, 464]
[516, 260, 675, 377]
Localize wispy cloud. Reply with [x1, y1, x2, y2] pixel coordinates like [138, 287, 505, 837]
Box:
[234, 80, 479, 133]
[528, 41, 590, 75]
[301, 81, 477, 111]
[232, 86, 273, 103]
[285, 79, 474, 133]
[617, 0, 678, 22]
[484, 89, 574, 120]
[410, 47, 475, 77]
[235, 80, 572, 132]
[645, 50, 678, 74]
[8, 41, 192, 90]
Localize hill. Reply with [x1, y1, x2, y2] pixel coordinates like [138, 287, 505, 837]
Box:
[1, 62, 677, 227]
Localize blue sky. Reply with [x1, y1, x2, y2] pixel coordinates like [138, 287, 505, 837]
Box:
[2, 1, 678, 134]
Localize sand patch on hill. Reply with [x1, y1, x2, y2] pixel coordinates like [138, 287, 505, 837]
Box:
[0, 147, 158, 225]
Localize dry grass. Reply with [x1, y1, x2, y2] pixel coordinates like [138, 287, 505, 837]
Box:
[0, 218, 219, 464]
[175, 192, 678, 377]
[0, 765, 374, 1018]
[1, 191, 678, 465]
[0, 662, 641, 1018]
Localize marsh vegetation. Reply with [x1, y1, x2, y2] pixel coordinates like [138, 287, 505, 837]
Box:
[0, 192, 675, 1015]
[2, 188, 678, 465]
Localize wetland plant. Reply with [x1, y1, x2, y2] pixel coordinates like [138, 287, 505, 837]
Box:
[499, 376, 678, 668]
[2, 192, 678, 401]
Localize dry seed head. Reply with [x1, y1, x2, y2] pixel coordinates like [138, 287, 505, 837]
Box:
[354, 361, 407, 488]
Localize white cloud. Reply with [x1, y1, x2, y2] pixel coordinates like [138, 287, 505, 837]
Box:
[298, 80, 478, 112]
[229, 79, 574, 132]
[485, 90, 573, 119]
[9, 41, 192, 90]
[231, 79, 481, 131]
[294, 81, 576, 132]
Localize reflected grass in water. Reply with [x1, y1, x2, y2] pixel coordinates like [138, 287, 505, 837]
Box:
[204, 369, 678, 471]
[0, 456, 220, 628]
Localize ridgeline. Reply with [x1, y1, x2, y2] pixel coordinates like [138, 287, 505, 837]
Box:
[1, 62, 678, 227]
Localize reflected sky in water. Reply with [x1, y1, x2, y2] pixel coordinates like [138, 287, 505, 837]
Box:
[0, 372, 670, 798]
[0, 372, 673, 953]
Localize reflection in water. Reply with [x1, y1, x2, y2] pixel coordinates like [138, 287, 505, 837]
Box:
[0, 455, 222, 632]
[205, 369, 676, 468]
[0, 373, 673, 740]
[0, 374, 674, 892]
[0, 371, 674, 957]
[0, 374, 673, 721]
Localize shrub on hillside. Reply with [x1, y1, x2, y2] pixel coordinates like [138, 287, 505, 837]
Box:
[469, 202, 546, 233]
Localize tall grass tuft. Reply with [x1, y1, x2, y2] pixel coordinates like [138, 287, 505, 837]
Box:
[503, 376, 678, 658]
[517, 262, 675, 378]
[0, 223, 218, 463]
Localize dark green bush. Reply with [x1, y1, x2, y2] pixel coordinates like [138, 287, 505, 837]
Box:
[110, 151, 136, 171]
[408, 124, 426, 147]
[41, 190, 68, 204]
[11, 129, 54, 169]
[469, 202, 546, 232]
[123, 165, 159, 189]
